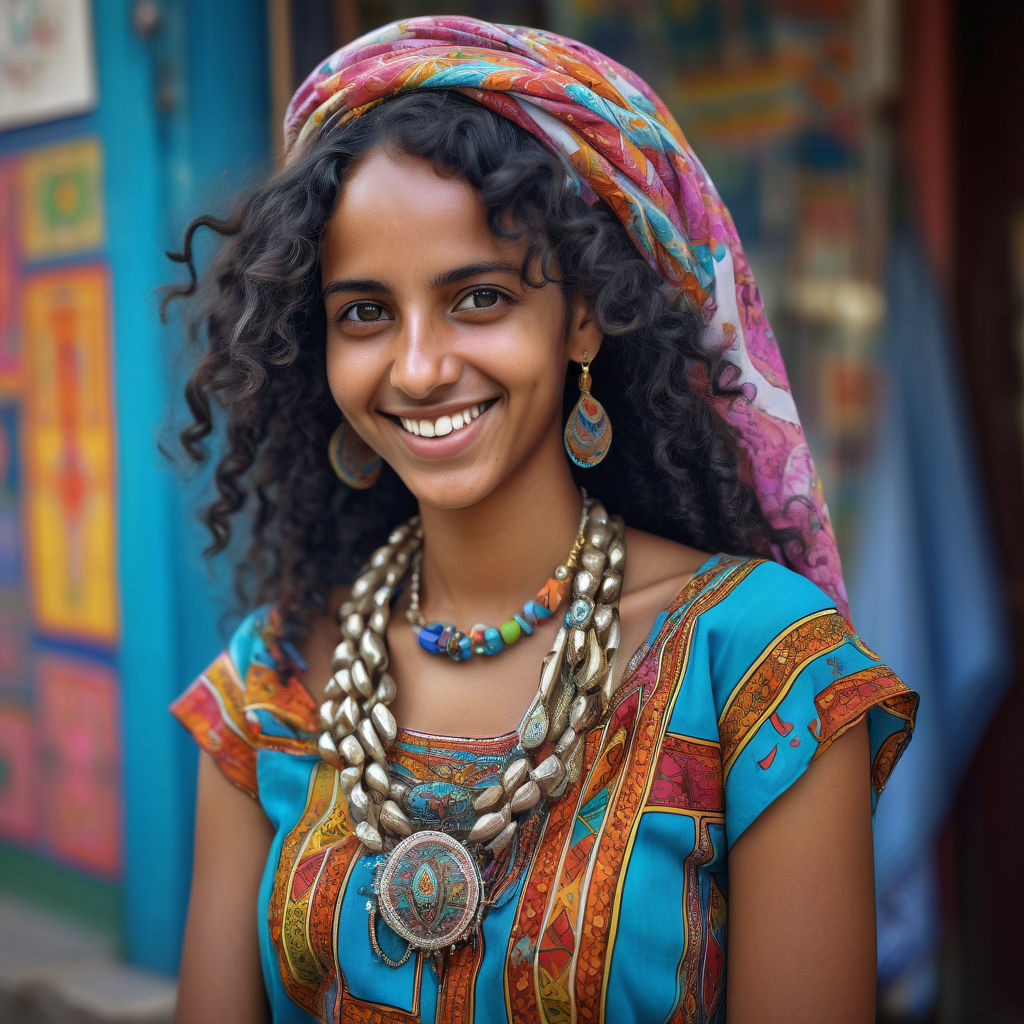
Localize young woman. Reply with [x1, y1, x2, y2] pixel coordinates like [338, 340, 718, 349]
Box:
[168, 17, 918, 1024]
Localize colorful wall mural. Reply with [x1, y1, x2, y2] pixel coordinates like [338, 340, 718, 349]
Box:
[0, 132, 121, 921]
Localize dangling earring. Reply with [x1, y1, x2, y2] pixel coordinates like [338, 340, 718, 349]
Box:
[564, 351, 612, 468]
[328, 420, 381, 489]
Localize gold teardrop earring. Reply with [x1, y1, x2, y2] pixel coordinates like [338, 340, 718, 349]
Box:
[563, 351, 612, 468]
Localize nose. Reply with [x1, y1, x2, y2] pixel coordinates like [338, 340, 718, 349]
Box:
[388, 313, 462, 400]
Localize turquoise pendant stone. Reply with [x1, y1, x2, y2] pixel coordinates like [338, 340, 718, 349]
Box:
[514, 612, 533, 636]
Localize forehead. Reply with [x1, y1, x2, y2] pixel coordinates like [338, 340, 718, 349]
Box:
[321, 148, 523, 275]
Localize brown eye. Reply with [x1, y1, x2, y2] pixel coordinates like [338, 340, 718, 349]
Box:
[453, 288, 502, 312]
[340, 302, 390, 323]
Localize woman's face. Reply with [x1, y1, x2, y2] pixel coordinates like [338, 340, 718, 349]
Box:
[320, 147, 599, 511]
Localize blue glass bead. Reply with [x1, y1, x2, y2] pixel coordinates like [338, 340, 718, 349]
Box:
[521, 602, 539, 626]
[483, 627, 505, 655]
[417, 622, 446, 655]
[458, 635, 472, 659]
[514, 612, 533, 636]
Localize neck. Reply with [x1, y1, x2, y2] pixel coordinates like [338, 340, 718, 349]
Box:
[415, 465, 583, 627]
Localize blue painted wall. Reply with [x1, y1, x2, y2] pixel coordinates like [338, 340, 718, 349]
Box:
[101, 0, 272, 973]
[0, 0, 270, 973]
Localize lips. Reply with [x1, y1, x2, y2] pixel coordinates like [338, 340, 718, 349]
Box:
[382, 398, 498, 460]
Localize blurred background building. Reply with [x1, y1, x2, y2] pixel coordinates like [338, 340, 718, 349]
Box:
[0, 1, 1020, 1021]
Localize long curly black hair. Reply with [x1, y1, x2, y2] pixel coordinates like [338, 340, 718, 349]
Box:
[164, 90, 794, 643]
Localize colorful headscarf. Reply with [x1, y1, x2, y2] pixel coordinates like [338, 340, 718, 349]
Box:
[284, 16, 850, 619]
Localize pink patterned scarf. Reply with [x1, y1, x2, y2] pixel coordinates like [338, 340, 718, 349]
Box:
[284, 16, 848, 617]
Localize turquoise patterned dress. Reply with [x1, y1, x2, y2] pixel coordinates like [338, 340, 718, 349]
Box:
[173, 555, 917, 1022]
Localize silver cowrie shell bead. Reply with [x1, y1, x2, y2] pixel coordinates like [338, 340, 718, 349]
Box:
[485, 820, 518, 853]
[588, 525, 611, 550]
[472, 784, 505, 814]
[530, 754, 566, 795]
[324, 674, 344, 699]
[573, 569, 597, 599]
[374, 673, 397, 705]
[502, 758, 531, 795]
[370, 546, 393, 568]
[509, 780, 541, 814]
[581, 549, 608, 575]
[317, 732, 344, 770]
[342, 613, 365, 639]
[336, 696, 361, 736]
[350, 659, 374, 698]
[554, 727, 577, 760]
[368, 606, 389, 633]
[608, 539, 626, 571]
[351, 575, 375, 600]
[364, 760, 390, 797]
[570, 693, 600, 732]
[318, 699, 339, 730]
[330, 667, 354, 698]
[338, 766, 362, 796]
[360, 629, 388, 672]
[371, 703, 397, 745]
[372, 585, 392, 609]
[348, 782, 370, 820]
[567, 628, 587, 665]
[599, 571, 622, 603]
[354, 821, 383, 853]
[338, 600, 356, 620]
[592, 604, 613, 635]
[467, 802, 511, 843]
[379, 799, 413, 838]
[339, 734, 365, 767]
[330, 640, 356, 672]
[357, 718, 387, 765]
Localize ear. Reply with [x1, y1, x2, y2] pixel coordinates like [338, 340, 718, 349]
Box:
[565, 297, 603, 364]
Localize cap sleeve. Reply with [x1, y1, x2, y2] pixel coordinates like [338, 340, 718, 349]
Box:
[170, 607, 286, 799]
[710, 562, 918, 849]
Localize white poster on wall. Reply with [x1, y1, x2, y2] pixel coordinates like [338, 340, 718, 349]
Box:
[0, 0, 99, 131]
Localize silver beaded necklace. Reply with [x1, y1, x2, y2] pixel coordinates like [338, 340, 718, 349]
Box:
[317, 497, 627, 967]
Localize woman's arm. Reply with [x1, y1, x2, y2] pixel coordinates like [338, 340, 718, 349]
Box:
[175, 752, 274, 1024]
[726, 720, 876, 1023]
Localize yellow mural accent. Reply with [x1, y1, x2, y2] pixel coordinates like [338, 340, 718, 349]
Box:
[23, 266, 117, 643]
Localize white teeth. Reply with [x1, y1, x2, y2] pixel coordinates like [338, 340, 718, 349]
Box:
[398, 403, 485, 438]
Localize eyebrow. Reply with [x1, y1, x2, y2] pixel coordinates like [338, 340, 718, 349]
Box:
[321, 260, 522, 299]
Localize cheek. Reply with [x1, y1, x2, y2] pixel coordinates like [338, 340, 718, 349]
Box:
[324, 342, 374, 415]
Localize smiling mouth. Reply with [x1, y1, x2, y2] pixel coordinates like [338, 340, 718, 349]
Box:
[387, 399, 498, 438]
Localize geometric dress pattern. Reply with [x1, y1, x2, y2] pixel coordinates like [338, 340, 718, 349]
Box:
[172, 555, 917, 1022]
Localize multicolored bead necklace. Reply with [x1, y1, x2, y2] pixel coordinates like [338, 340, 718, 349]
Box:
[405, 499, 589, 661]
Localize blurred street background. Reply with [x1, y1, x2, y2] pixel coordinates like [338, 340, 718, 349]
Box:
[0, 1, 1020, 1021]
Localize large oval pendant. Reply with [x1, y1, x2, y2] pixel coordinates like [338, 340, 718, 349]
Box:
[376, 830, 482, 952]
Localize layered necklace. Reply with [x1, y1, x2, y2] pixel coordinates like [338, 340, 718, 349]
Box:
[317, 497, 626, 968]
